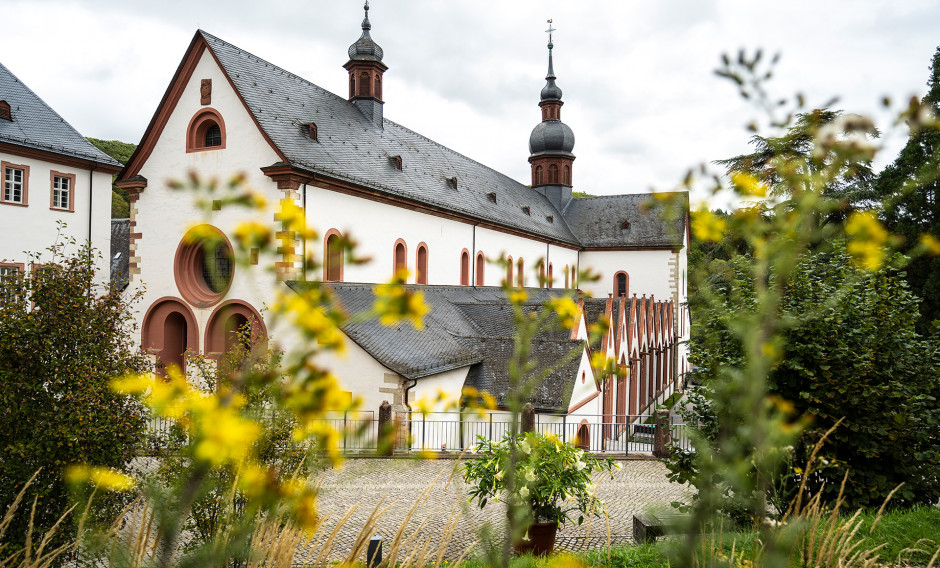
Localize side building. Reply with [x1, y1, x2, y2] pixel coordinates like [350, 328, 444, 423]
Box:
[0, 62, 122, 283]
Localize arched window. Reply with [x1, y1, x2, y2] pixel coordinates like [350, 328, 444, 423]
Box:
[516, 258, 524, 287]
[615, 271, 629, 298]
[506, 256, 513, 286]
[205, 300, 267, 358]
[576, 422, 590, 451]
[374, 74, 382, 99]
[563, 165, 571, 185]
[416, 243, 428, 284]
[547, 263, 553, 289]
[571, 265, 577, 288]
[359, 71, 371, 97]
[564, 264, 569, 288]
[539, 262, 545, 288]
[394, 240, 407, 277]
[535, 165, 543, 186]
[324, 230, 344, 282]
[460, 249, 470, 286]
[548, 164, 559, 184]
[475, 252, 485, 286]
[186, 108, 226, 153]
[349, 75, 356, 98]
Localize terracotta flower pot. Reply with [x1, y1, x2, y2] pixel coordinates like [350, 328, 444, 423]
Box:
[513, 521, 558, 557]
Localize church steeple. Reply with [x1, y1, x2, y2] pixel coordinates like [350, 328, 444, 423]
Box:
[528, 20, 575, 210]
[344, 1, 388, 128]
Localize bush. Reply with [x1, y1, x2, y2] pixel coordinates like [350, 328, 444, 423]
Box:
[0, 245, 149, 554]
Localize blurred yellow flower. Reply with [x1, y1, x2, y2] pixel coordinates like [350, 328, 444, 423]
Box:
[845, 211, 888, 270]
[550, 296, 580, 330]
[66, 465, 136, 492]
[920, 233, 940, 256]
[691, 209, 727, 242]
[731, 172, 768, 197]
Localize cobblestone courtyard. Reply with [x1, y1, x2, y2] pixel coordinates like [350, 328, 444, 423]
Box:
[307, 457, 690, 562]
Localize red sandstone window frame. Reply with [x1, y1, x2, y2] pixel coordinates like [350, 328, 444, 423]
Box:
[505, 256, 513, 286]
[1, 161, 29, 206]
[173, 225, 234, 308]
[393, 239, 407, 278]
[459, 249, 470, 286]
[564, 264, 569, 288]
[516, 258, 525, 287]
[475, 251, 485, 286]
[186, 108, 227, 153]
[0, 262, 25, 305]
[49, 171, 75, 212]
[547, 263, 553, 289]
[416, 242, 429, 284]
[614, 271, 630, 298]
[323, 229, 344, 282]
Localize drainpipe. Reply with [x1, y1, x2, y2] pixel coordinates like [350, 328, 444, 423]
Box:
[88, 163, 97, 246]
[576, 249, 581, 289]
[302, 183, 307, 281]
[471, 224, 477, 286]
[403, 377, 418, 411]
[545, 242, 550, 286]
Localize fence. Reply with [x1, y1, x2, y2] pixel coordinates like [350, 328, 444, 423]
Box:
[144, 410, 692, 456]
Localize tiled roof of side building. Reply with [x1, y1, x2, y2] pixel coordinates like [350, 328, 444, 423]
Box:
[200, 31, 582, 245]
[562, 193, 688, 248]
[0, 62, 121, 167]
[286, 282, 584, 411]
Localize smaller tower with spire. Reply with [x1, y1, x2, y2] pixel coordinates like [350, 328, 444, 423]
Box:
[528, 20, 576, 211]
[344, 1, 387, 128]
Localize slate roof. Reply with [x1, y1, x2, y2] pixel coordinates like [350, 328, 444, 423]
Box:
[200, 31, 580, 245]
[0, 62, 121, 167]
[562, 193, 688, 248]
[285, 282, 585, 411]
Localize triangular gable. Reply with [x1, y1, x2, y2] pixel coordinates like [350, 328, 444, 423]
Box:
[118, 30, 286, 182]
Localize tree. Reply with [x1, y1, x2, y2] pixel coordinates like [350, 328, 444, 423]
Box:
[874, 47, 940, 333]
[716, 109, 879, 211]
[670, 250, 940, 511]
[86, 138, 137, 219]
[0, 244, 149, 553]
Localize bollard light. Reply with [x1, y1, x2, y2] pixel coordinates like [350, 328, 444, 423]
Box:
[367, 535, 382, 567]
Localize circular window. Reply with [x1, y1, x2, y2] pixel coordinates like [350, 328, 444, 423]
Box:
[174, 225, 234, 307]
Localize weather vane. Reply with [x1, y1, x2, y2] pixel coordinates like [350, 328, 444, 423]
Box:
[546, 19, 555, 47]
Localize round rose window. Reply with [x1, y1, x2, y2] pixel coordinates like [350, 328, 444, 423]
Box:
[174, 225, 234, 307]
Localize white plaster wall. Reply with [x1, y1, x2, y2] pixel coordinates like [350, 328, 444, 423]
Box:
[304, 184, 580, 289]
[579, 249, 677, 301]
[0, 152, 113, 283]
[131, 48, 285, 348]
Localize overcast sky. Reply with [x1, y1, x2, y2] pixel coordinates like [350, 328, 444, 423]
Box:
[2, 0, 938, 205]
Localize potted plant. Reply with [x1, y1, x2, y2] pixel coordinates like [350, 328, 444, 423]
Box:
[463, 431, 620, 556]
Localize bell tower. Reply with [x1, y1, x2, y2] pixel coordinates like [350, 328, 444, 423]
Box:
[528, 21, 575, 211]
[344, 1, 387, 128]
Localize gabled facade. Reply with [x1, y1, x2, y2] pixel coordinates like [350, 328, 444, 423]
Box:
[116, 6, 689, 431]
[0, 62, 122, 284]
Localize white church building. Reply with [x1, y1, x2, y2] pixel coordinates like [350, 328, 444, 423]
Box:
[116, 5, 690, 450]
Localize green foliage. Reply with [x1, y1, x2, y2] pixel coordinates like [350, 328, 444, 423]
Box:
[672, 250, 940, 510]
[572, 191, 596, 198]
[873, 46, 940, 333]
[463, 432, 618, 527]
[86, 137, 137, 219]
[0, 243, 149, 555]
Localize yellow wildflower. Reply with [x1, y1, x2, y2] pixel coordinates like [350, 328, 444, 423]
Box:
[550, 296, 580, 330]
[845, 211, 887, 270]
[509, 289, 528, 303]
[731, 172, 768, 197]
[373, 280, 429, 329]
[920, 233, 940, 256]
[66, 465, 136, 492]
[691, 209, 727, 242]
[234, 221, 272, 248]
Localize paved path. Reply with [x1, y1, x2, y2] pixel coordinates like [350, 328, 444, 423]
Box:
[301, 457, 690, 563]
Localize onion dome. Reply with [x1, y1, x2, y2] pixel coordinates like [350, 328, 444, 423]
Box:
[529, 120, 575, 155]
[348, 1, 384, 62]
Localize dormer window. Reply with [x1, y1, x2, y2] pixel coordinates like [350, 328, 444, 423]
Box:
[0, 101, 10, 121]
[390, 155, 402, 170]
[487, 192, 497, 204]
[546, 215, 554, 223]
[307, 122, 318, 141]
[522, 206, 531, 216]
[450, 176, 458, 189]
[186, 109, 226, 153]
[621, 220, 631, 230]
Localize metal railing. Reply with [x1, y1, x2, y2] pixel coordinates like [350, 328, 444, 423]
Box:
[143, 409, 692, 456]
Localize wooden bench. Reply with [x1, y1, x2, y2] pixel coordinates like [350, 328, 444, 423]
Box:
[633, 511, 691, 543]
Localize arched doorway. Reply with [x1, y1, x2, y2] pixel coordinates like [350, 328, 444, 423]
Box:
[141, 297, 199, 375]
